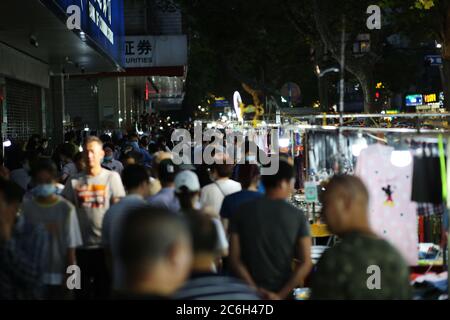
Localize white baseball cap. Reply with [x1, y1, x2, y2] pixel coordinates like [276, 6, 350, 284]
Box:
[175, 170, 200, 193]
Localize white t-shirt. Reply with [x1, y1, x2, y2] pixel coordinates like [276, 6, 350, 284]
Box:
[200, 179, 242, 217]
[22, 196, 83, 285]
[63, 169, 126, 246]
[212, 218, 229, 253]
[102, 194, 146, 290]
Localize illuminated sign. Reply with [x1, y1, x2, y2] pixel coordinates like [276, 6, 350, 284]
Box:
[405, 94, 423, 107]
[212, 97, 230, 108]
[42, 0, 125, 67]
[424, 93, 437, 103]
[125, 36, 187, 68]
[386, 110, 398, 114]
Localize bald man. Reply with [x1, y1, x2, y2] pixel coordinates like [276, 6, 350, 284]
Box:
[311, 175, 412, 300]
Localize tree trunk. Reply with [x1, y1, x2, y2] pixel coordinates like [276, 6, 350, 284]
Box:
[441, 58, 450, 111]
[355, 71, 377, 113]
[311, 0, 381, 114]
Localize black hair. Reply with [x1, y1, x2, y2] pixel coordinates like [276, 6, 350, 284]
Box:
[140, 136, 149, 145]
[103, 142, 116, 151]
[59, 143, 76, 159]
[129, 132, 139, 140]
[120, 150, 143, 163]
[74, 152, 84, 162]
[237, 164, 260, 189]
[65, 131, 76, 141]
[118, 206, 190, 274]
[26, 134, 41, 151]
[212, 163, 234, 178]
[99, 134, 112, 144]
[186, 212, 219, 255]
[176, 186, 199, 210]
[261, 158, 294, 190]
[158, 159, 178, 184]
[30, 158, 58, 179]
[0, 177, 24, 204]
[121, 164, 150, 191]
[148, 142, 158, 154]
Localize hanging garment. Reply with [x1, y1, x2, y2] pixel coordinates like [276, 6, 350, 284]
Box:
[294, 153, 304, 190]
[417, 203, 446, 217]
[355, 144, 418, 265]
[419, 215, 443, 245]
[418, 216, 424, 243]
[412, 152, 443, 204]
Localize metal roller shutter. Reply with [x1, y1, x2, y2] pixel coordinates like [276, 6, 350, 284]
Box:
[5, 78, 42, 143]
[64, 78, 99, 130]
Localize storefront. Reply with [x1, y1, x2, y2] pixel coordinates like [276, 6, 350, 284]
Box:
[0, 0, 125, 149]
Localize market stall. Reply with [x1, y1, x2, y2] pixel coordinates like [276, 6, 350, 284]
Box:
[204, 112, 450, 300]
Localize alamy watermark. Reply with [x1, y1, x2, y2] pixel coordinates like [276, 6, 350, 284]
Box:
[66, 265, 81, 290]
[367, 5, 382, 30]
[366, 265, 381, 290]
[171, 126, 280, 175]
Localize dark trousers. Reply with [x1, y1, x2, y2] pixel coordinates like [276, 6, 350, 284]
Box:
[75, 247, 111, 300]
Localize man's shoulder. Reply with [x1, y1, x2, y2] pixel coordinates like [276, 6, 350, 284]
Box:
[175, 275, 260, 299]
[234, 197, 264, 215]
[222, 179, 241, 189]
[64, 162, 76, 169]
[241, 195, 264, 206]
[324, 233, 406, 265]
[102, 168, 121, 178]
[112, 159, 124, 166]
[201, 183, 216, 193]
[224, 190, 244, 201]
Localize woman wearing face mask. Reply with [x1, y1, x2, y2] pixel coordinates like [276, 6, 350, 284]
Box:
[21, 158, 83, 300]
[102, 143, 124, 175]
[175, 170, 229, 258]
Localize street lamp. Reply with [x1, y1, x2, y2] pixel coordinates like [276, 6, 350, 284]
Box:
[319, 67, 339, 78]
[317, 67, 340, 111]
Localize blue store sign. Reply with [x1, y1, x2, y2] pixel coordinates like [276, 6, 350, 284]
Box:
[42, 0, 125, 67]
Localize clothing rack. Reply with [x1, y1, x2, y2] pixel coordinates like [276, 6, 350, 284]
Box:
[292, 113, 450, 120]
[296, 125, 450, 134]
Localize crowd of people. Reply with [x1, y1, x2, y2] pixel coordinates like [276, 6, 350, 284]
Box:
[0, 125, 413, 300]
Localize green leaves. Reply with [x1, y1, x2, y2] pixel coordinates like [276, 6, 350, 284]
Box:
[415, 0, 436, 10]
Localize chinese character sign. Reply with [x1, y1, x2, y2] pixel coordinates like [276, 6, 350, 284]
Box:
[124, 35, 188, 69]
[125, 36, 155, 68]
